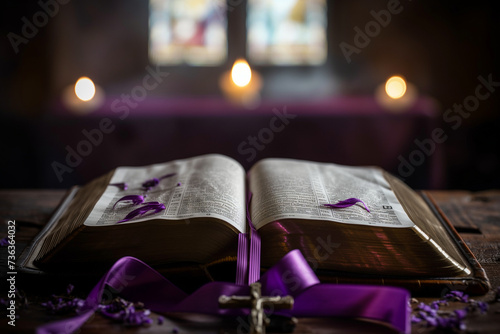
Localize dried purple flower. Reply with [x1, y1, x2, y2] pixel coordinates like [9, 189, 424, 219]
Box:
[430, 300, 446, 310]
[41, 287, 156, 329]
[157, 315, 165, 325]
[444, 290, 469, 303]
[41, 296, 85, 315]
[478, 301, 488, 313]
[454, 308, 468, 320]
[417, 302, 437, 317]
[426, 316, 438, 327]
[0, 237, 9, 246]
[98, 297, 153, 327]
[410, 315, 422, 323]
[412, 289, 493, 331]
[40, 285, 84, 315]
[425, 312, 464, 330]
[323, 198, 370, 212]
[467, 300, 489, 314]
[110, 182, 128, 191]
[113, 195, 145, 210]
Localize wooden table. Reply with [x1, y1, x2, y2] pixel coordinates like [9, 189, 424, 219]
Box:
[1, 190, 499, 333]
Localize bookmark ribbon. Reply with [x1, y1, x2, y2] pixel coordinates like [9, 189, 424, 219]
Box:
[246, 192, 261, 284]
[37, 250, 410, 334]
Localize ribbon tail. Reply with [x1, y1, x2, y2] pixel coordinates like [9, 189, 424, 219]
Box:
[235, 233, 249, 285]
[246, 192, 261, 284]
[292, 284, 410, 334]
[99, 256, 188, 312]
[248, 228, 261, 284]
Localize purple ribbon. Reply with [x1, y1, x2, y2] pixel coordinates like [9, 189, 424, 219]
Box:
[37, 250, 410, 334]
[235, 232, 249, 285]
[246, 192, 261, 284]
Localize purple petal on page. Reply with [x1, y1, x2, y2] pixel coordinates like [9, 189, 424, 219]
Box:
[323, 198, 370, 212]
[110, 182, 128, 191]
[113, 195, 145, 210]
[159, 173, 176, 180]
[142, 178, 160, 190]
[142, 201, 161, 206]
[116, 202, 166, 224]
[143, 173, 177, 191]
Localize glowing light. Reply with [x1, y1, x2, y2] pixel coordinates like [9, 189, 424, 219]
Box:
[385, 76, 407, 99]
[231, 59, 252, 87]
[74, 77, 96, 102]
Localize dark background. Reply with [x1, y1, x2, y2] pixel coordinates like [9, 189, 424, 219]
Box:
[0, 0, 499, 190]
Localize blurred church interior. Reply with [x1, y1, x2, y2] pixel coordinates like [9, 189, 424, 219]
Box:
[1, 0, 498, 190]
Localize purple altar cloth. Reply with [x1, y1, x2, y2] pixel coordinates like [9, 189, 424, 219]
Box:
[38, 96, 443, 190]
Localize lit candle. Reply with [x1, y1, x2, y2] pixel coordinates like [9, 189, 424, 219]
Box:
[74, 77, 96, 101]
[385, 76, 407, 99]
[219, 59, 262, 109]
[375, 75, 417, 112]
[62, 76, 105, 114]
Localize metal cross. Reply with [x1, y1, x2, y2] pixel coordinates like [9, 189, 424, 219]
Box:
[218, 282, 294, 334]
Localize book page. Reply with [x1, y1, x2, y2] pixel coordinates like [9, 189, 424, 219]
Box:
[84, 154, 247, 233]
[248, 158, 414, 229]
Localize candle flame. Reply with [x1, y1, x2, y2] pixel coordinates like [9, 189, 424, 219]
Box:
[75, 77, 96, 102]
[385, 76, 407, 99]
[231, 59, 252, 87]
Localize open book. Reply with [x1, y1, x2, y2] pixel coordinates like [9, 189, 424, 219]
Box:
[19, 154, 489, 294]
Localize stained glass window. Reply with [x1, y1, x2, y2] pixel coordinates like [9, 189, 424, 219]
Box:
[149, 0, 227, 66]
[247, 0, 327, 65]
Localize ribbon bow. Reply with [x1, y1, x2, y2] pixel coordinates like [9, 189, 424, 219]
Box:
[37, 250, 410, 334]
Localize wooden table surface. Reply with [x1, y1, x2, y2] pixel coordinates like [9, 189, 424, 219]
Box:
[1, 189, 499, 333]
